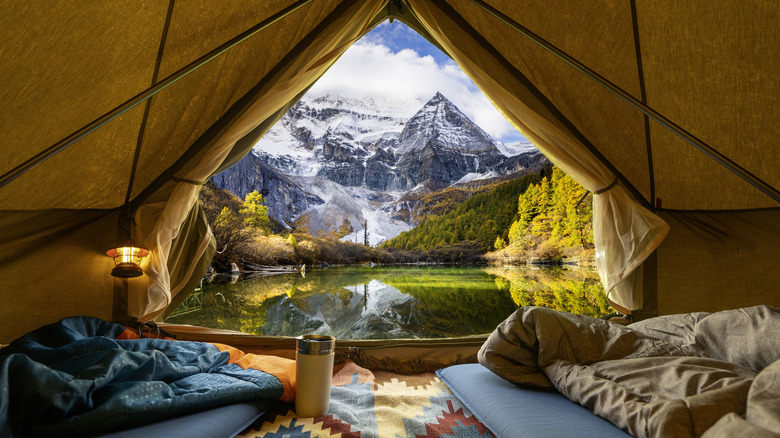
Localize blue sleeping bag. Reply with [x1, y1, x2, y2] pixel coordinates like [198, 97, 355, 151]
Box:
[0, 317, 285, 437]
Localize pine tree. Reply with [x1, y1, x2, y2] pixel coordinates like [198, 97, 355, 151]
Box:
[516, 183, 538, 230]
[529, 177, 552, 237]
[381, 173, 543, 253]
[507, 220, 524, 243]
[239, 190, 269, 230]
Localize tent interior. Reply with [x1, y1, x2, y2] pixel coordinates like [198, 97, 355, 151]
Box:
[1, 0, 778, 435]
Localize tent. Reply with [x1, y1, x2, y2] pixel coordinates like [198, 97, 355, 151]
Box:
[1, 0, 778, 346]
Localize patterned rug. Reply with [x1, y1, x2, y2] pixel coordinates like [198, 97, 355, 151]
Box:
[237, 361, 494, 438]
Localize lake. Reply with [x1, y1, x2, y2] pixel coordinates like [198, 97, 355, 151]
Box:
[165, 265, 611, 339]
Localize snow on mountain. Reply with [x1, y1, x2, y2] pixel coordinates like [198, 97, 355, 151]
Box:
[294, 176, 412, 246]
[341, 206, 413, 247]
[296, 177, 365, 230]
[254, 122, 323, 176]
[454, 170, 501, 185]
[496, 139, 537, 156]
[252, 92, 422, 177]
[306, 93, 422, 120]
[304, 93, 417, 146]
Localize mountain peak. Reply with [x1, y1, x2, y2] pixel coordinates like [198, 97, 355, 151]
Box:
[424, 91, 450, 107]
[394, 92, 498, 157]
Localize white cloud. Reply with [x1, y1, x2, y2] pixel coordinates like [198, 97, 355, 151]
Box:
[307, 41, 524, 142]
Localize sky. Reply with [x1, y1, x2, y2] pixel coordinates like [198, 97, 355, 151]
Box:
[306, 20, 528, 144]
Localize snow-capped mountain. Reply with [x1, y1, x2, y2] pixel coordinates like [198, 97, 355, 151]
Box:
[252, 93, 420, 179]
[211, 92, 546, 245]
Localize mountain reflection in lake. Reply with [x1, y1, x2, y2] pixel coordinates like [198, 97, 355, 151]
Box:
[165, 266, 611, 339]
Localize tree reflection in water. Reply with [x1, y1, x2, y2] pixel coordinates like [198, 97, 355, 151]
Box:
[166, 266, 610, 339]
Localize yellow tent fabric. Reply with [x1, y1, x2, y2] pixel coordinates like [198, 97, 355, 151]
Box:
[0, 0, 778, 344]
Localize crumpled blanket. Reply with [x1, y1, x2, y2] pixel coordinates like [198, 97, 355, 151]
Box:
[0, 316, 295, 438]
[478, 305, 780, 438]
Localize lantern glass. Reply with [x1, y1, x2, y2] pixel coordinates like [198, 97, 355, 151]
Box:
[106, 240, 149, 278]
[112, 246, 143, 265]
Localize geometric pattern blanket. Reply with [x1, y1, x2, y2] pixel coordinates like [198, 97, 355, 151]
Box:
[238, 361, 495, 438]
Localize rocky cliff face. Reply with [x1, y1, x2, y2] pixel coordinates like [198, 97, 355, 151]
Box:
[210, 153, 322, 227]
[211, 91, 548, 243]
[494, 149, 551, 175]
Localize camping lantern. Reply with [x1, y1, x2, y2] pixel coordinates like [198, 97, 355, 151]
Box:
[106, 240, 149, 278]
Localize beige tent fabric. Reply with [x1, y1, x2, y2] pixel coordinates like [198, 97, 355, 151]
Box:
[0, 209, 120, 342]
[656, 209, 780, 316]
[129, 0, 387, 321]
[0, 2, 168, 210]
[637, 2, 779, 210]
[407, 0, 669, 310]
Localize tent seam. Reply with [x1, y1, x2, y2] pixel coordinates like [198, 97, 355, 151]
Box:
[465, 0, 780, 206]
[125, 0, 176, 207]
[630, 0, 655, 208]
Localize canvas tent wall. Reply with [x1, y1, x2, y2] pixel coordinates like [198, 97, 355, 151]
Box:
[0, 0, 778, 345]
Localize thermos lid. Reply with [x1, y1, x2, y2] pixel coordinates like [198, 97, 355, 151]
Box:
[296, 334, 335, 355]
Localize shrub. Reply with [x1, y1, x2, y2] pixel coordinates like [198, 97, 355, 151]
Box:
[244, 235, 296, 265]
[295, 240, 320, 265]
[533, 240, 563, 261]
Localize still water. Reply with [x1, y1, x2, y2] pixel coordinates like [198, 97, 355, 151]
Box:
[165, 265, 611, 339]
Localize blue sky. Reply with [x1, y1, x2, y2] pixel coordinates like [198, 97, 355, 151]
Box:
[307, 20, 527, 144]
[360, 20, 453, 66]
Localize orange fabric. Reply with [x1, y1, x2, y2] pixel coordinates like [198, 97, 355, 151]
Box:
[116, 328, 141, 340]
[213, 342, 246, 363]
[215, 343, 296, 402]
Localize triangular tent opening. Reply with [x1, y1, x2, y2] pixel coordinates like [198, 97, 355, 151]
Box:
[169, 18, 608, 336]
[1, 0, 778, 345]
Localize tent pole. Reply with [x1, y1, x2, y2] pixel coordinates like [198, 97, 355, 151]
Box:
[467, 0, 780, 204]
[0, 0, 314, 191]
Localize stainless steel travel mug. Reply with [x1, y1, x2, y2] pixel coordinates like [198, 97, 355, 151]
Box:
[295, 334, 335, 417]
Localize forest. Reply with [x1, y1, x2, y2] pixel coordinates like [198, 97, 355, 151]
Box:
[199, 164, 595, 271]
[489, 166, 594, 263]
[382, 166, 595, 264]
[381, 174, 541, 252]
